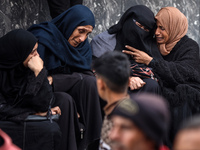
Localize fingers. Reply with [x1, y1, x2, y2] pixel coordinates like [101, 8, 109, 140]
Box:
[28, 56, 44, 76]
[47, 76, 53, 85]
[77, 113, 80, 118]
[122, 50, 135, 56]
[129, 77, 146, 90]
[34, 112, 47, 116]
[34, 106, 61, 117]
[51, 106, 61, 115]
[122, 45, 139, 58]
[125, 45, 139, 52]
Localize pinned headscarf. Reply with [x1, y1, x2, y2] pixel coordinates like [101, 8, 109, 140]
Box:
[155, 7, 188, 54]
[28, 5, 95, 71]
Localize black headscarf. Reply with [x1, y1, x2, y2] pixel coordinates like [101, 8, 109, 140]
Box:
[108, 5, 157, 58]
[0, 29, 37, 104]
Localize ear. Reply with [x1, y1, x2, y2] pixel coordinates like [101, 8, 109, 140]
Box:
[97, 78, 106, 91]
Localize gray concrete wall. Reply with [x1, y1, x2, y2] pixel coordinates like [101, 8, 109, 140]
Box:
[0, 0, 199, 45]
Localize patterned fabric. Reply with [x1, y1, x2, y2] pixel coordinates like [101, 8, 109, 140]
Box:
[130, 63, 157, 81]
[99, 116, 112, 150]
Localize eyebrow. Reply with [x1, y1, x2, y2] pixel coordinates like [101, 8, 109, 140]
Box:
[78, 27, 93, 32]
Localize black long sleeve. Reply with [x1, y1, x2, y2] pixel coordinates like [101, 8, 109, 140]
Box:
[0, 68, 54, 121]
[148, 36, 200, 88]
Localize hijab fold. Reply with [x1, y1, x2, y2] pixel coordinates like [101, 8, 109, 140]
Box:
[155, 7, 188, 53]
[28, 5, 95, 71]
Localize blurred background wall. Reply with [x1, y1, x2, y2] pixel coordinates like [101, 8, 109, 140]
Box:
[0, 0, 199, 44]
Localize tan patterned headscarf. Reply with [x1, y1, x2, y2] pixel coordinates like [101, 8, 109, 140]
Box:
[155, 7, 188, 54]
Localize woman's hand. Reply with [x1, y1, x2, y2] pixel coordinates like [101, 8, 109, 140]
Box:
[47, 76, 53, 85]
[129, 77, 146, 90]
[28, 55, 44, 77]
[123, 45, 153, 65]
[34, 106, 61, 116]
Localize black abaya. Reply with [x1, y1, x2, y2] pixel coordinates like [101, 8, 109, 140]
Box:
[52, 72, 102, 150]
[0, 29, 80, 150]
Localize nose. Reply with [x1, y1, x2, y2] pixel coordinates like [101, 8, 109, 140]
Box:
[155, 28, 160, 36]
[109, 127, 120, 141]
[79, 34, 87, 43]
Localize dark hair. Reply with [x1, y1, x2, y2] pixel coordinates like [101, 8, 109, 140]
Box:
[92, 51, 130, 93]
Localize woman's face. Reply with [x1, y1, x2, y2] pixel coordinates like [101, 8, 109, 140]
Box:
[23, 42, 39, 67]
[155, 21, 169, 44]
[134, 19, 149, 32]
[68, 25, 93, 47]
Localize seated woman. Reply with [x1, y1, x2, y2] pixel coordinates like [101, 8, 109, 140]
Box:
[0, 29, 79, 150]
[91, 5, 161, 94]
[28, 5, 102, 149]
[123, 6, 200, 144]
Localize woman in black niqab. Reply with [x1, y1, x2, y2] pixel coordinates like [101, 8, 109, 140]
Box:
[108, 5, 160, 62]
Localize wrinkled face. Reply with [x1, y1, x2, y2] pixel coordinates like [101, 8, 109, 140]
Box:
[23, 42, 39, 67]
[155, 21, 169, 44]
[68, 25, 93, 47]
[109, 116, 154, 150]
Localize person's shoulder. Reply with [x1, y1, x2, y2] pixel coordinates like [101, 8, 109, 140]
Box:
[90, 31, 116, 58]
[181, 35, 198, 46]
[92, 31, 116, 42]
[178, 36, 200, 56]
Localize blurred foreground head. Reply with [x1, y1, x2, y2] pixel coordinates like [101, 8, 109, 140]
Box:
[109, 93, 170, 150]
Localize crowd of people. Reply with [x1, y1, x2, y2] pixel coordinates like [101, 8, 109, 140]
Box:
[0, 2, 200, 150]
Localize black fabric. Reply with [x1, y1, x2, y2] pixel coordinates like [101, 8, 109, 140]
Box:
[53, 92, 80, 150]
[0, 29, 81, 150]
[0, 68, 53, 122]
[0, 29, 37, 69]
[47, 0, 83, 18]
[107, 5, 161, 82]
[0, 29, 38, 108]
[108, 5, 157, 60]
[0, 120, 61, 150]
[148, 35, 200, 142]
[52, 72, 102, 150]
[0, 29, 53, 122]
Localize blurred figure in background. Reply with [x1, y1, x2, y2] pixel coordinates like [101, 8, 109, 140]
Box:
[109, 93, 170, 150]
[173, 115, 200, 150]
[47, 0, 83, 18]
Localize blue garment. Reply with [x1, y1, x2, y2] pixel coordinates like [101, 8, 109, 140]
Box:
[28, 5, 95, 71]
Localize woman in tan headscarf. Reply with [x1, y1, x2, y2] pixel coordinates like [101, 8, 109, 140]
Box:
[123, 6, 200, 145]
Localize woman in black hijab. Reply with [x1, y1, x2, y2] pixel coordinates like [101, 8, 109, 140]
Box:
[91, 5, 161, 94]
[0, 29, 80, 150]
[29, 5, 103, 150]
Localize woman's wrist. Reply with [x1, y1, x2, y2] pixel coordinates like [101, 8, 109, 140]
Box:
[145, 57, 153, 66]
[34, 67, 43, 77]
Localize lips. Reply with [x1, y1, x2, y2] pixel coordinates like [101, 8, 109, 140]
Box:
[156, 37, 163, 41]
